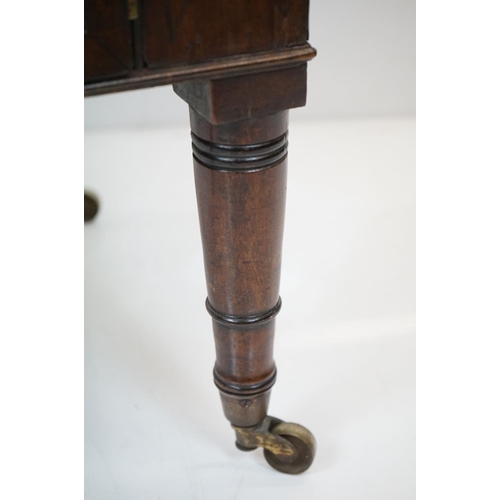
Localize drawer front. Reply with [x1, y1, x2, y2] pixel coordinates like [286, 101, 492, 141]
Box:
[142, 0, 310, 69]
[84, 0, 134, 82]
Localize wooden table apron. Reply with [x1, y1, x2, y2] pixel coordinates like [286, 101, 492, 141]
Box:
[85, 0, 317, 474]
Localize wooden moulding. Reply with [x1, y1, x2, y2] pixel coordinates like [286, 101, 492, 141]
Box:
[84, 44, 315, 97]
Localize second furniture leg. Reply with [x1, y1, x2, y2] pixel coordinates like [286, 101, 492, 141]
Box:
[190, 109, 315, 474]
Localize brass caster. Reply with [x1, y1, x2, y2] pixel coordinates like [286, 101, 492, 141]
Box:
[233, 416, 316, 474]
[84, 191, 99, 222]
[263, 421, 316, 474]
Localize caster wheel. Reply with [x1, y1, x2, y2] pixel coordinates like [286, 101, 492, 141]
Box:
[84, 191, 99, 222]
[263, 422, 316, 474]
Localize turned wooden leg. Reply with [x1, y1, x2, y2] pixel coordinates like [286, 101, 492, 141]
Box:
[191, 109, 287, 427]
[175, 66, 315, 474]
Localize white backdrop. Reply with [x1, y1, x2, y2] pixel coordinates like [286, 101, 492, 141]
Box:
[85, 118, 416, 499]
[84, 0, 415, 129]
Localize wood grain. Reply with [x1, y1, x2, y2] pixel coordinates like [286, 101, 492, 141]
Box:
[84, 0, 134, 81]
[142, 0, 310, 68]
[174, 64, 307, 124]
[192, 110, 289, 426]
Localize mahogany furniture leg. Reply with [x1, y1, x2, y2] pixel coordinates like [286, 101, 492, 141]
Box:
[174, 66, 315, 474]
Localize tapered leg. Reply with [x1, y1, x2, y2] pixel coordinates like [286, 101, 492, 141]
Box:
[175, 66, 315, 473]
[191, 109, 287, 428]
